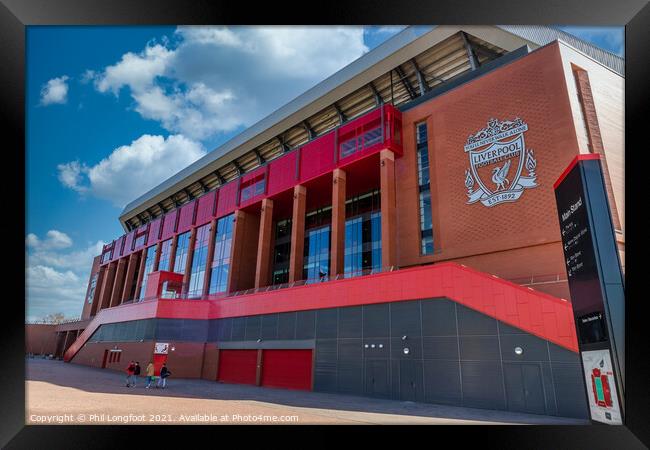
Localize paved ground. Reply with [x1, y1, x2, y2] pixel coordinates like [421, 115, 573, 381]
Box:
[26, 358, 588, 425]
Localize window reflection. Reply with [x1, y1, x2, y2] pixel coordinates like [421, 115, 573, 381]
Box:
[208, 214, 234, 294]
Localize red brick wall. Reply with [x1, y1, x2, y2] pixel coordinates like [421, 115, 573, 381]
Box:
[81, 256, 101, 320]
[397, 42, 580, 298]
[25, 324, 58, 355]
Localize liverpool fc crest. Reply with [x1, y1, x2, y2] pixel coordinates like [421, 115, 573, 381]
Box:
[464, 117, 538, 207]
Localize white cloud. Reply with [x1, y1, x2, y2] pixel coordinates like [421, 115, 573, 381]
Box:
[90, 26, 369, 140]
[40, 75, 70, 105]
[25, 229, 73, 250]
[57, 134, 206, 207]
[25, 233, 106, 321]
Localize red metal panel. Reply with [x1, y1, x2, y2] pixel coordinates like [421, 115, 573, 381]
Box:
[122, 231, 135, 256]
[148, 218, 162, 244]
[261, 350, 313, 391]
[215, 181, 238, 218]
[160, 210, 178, 240]
[64, 263, 579, 362]
[239, 166, 267, 208]
[218, 350, 258, 385]
[267, 151, 297, 196]
[133, 224, 149, 250]
[176, 200, 196, 233]
[195, 191, 216, 226]
[299, 132, 336, 183]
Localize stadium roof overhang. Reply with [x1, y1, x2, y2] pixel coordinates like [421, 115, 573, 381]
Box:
[118, 25, 623, 231]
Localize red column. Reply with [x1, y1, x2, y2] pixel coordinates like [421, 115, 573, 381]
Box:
[98, 262, 117, 311]
[89, 266, 106, 317]
[380, 149, 397, 268]
[120, 253, 138, 302]
[289, 185, 307, 283]
[330, 169, 346, 276]
[109, 257, 127, 307]
[168, 234, 179, 272]
[255, 198, 274, 288]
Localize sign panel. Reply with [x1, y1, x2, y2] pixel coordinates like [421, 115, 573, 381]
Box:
[554, 155, 625, 424]
[154, 342, 169, 355]
[581, 349, 623, 424]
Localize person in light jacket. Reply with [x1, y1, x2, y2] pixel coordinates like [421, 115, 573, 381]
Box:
[145, 361, 155, 389]
[157, 363, 171, 389]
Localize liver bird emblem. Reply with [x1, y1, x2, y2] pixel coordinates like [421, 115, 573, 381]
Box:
[491, 159, 512, 191]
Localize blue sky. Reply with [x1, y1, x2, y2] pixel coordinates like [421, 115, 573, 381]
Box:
[25, 25, 624, 321]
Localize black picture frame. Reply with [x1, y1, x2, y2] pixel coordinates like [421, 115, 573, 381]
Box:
[6, 0, 648, 446]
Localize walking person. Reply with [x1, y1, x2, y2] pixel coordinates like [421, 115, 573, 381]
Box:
[157, 363, 171, 389]
[133, 361, 141, 387]
[125, 361, 135, 387]
[145, 361, 155, 389]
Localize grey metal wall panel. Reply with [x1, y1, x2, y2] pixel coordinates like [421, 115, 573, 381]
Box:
[461, 360, 506, 410]
[423, 359, 462, 405]
[145, 319, 156, 340]
[500, 333, 550, 362]
[314, 339, 337, 392]
[207, 320, 220, 342]
[186, 319, 209, 342]
[390, 359, 400, 400]
[398, 359, 424, 402]
[337, 339, 363, 395]
[457, 304, 498, 335]
[421, 298, 457, 336]
[260, 314, 279, 340]
[390, 337, 423, 360]
[497, 322, 528, 335]
[231, 317, 246, 341]
[551, 362, 590, 419]
[548, 342, 581, 363]
[422, 336, 460, 360]
[541, 361, 559, 416]
[459, 335, 500, 361]
[362, 338, 390, 359]
[217, 318, 232, 341]
[295, 310, 316, 339]
[390, 300, 421, 337]
[156, 319, 182, 341]
[277, 312, 297, 340]
[338, 306, 362, 338]
[503, 362, 547, 415]
[316, 308, 338, 339]
[365, 359, 391, 398]
[244, 315, 261, 341]
[362, 303, 389, 338]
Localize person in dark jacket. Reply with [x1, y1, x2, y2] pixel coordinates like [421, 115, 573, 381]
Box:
[125, 361, 135, 387]
[132, 362, 141, 387]
[157, 363, 171, 389]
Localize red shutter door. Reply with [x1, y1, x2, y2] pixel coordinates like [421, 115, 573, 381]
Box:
[218, 350, 258, 385]
[261, 349, 313, 391]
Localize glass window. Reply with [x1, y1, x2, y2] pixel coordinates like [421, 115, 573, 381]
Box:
[303, 226, 330, 281]
[86, 274, 98, 304]
[208, 214, 234, 294]
[272, 219, 292, 285]
[134, 233, 146, 248]
[416, 122, 434, 255]
[157, 239, 173, 272]
[138, 245, 157, 300]
[174, 231, 191, 275]
[187, 224, 211, 298]
[344, 190, 382, 275]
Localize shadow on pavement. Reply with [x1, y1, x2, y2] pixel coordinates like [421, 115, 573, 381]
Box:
[26, 358, 588, 425]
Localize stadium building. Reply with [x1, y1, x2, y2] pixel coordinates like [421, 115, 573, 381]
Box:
[31, 26, 625, 419]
